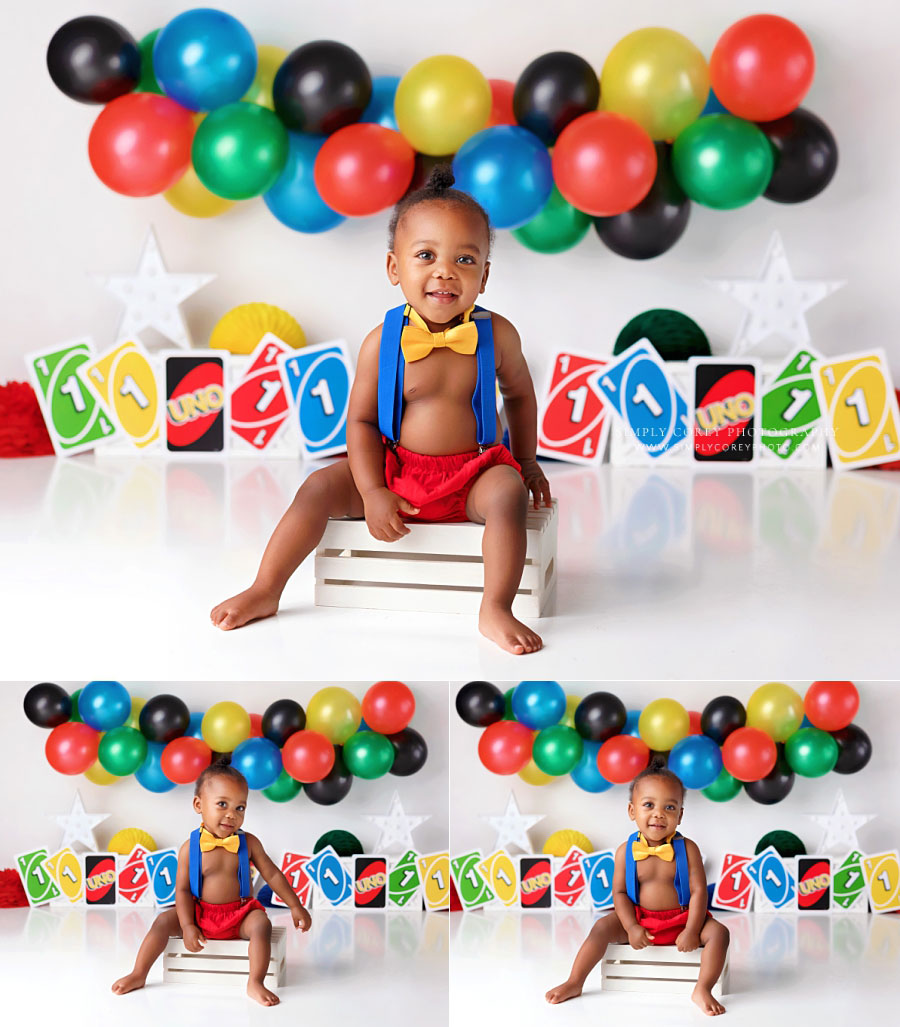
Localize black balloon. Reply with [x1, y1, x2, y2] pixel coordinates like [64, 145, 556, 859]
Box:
[744, 744, 794, 804]
[760, 107, 838, 204]
[574, 691, 626, 742]
[139, 694, 190, 743]
[388, 727, 428, 776]
[701, 696, 746, 746]
[273, 40, 372, 134]
[831, 723, 872, 774]
[304, 747, 353, 805]
[594, 143, 690, 260]
[23, 682, 71, 728]
[262, 699, 306, 747]
[513, 51, 600, 146]
[46, 16, 140, 104]
[456, 681, 505, 727]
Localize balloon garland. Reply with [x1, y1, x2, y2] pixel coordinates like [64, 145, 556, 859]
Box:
[25, 681, 427, 804]
[456, 681, 870, 804]
[47, 12, 837, 259]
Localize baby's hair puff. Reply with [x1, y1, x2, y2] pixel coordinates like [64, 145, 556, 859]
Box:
[388, 164, 494, 257]
[194, 756, 249, 797]
[629, 757, 686, 802]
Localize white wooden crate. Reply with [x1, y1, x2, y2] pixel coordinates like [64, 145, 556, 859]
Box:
[163, 926, 287, 990]
[601, 943, 729, 998]
[314, 500, 558, 617]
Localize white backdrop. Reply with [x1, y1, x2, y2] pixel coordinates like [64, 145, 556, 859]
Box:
[3, 681, 448, 860]
[449, 681, 894, 872]
[3, 0, 898, 388]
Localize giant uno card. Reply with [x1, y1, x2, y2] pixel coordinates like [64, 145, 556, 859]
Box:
[164, 352, 228, 453]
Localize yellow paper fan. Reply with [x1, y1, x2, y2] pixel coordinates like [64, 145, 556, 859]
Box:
[543, 829, 594, 858]
[209, 303, 306, 354]
[108, 827, 158, 855]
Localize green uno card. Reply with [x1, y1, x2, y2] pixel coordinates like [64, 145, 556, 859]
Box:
[16, 847, 61, 906]
[451, 851, 495, 910]
[761, 349, 823, 461]
[833, 850, 867, 911]
[388, 849, 421, 908]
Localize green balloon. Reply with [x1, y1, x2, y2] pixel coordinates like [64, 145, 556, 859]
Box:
[262, 768, 303, 803]
[503, 688, 516, 721]
[532, 725, 583, 776]
[69, 688, 84, 723]
[98, 726, 148, 776]
[193, 102, 289, 200]
[137, 30, 163, 95]
[702, 766, 743, 802]
[672, 114, 774, 210]
[785, 727, 839, 778]
[342, 730, 394, 779]
[512, 186, 590, 254]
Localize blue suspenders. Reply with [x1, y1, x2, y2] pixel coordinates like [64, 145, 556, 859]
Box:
[624, 830, 691, 907]
[377, 302, 497, 448]
[189, 827, 251, 901]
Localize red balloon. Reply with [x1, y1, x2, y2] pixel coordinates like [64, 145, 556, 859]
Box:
[160, 736, 211, 785]
[88, 92, 195, 197]
[46, 722, 100, 775]
[248, 713, 263, 738]
[314, 123, 415, 216]
[478, 721, 533, 775]
[688, 710, 702, 735]
[805, 681, 859, 732]
[710, 15, 815, 121]
[487, 79, 516, 127]
[362, 681, 415, 735]
[552, 111, 657, 216]
[596, 734, 650, 784]
[282, 729, 335, 783]
[722, 727, 777, 782]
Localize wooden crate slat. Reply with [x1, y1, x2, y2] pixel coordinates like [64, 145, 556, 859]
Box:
[601, 943, 727, 998]
[602, 960, 700, 979]
[163, 967, 282, 988]
[164, 953, 282, 975]
[315, 554, 544, 590]
[315, 581, 545, 618]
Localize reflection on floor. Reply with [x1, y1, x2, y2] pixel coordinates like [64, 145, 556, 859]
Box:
[451, 908, 899, 1025]
[2, 456, 899, 677]
[1, 905, 447, 1027]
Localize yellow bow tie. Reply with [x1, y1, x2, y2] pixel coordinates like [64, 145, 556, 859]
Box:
[632, 832, 675, 862]
[400, 304, 478, 363]
[199, 827, 240, 853]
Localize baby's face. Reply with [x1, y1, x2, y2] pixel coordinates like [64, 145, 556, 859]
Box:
[628, 775, 684, 841]
[387, 201, 491, 328]
[193, 774, 248, 837]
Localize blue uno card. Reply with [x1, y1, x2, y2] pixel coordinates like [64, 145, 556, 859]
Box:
[280, 341, 352, 459]
[304, 845, 353, 907]
[145, 848, 178, 906]
[581, 850, 615, 909]
[589, 341, 689, 458]
[746, 847, 796, 909]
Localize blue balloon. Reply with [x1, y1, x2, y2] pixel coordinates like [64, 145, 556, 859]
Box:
[362, 76, 400, 130]
[623, 709, 642, 737]
[153, 9, 257, 111]
[79, 680, 131, 732]
[264, 133, 345, 233]
[187, 712, 205, 739]
[701, 89, 728, 117]
[571, 740, 614, 793]
[136, 742, 177, 793]
[511, 680, 565, 730]
[453, 126, 553, 230]
[668, 735, 722, 790]
[232, 737, 282, 790]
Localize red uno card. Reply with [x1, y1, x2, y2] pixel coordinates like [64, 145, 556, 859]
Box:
[713, 854, 753, 911]
[118, 846, 151, 905]
[272, 852, 313, 908]
[354, 857, 387, 909]
[519, 856, 552, 909]
[797, 857, 831, 912]
[538, 351, 610, 465]
[84, 853, 117, 906]
[164, 353, 227, 453]
[230, 335, 291, 451]
[553, 847, 587, 908]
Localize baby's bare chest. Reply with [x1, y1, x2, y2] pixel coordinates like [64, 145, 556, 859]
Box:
[200, 848, 239, 880]
[636, 857, 678, 886]
[403, 349, 481, 403]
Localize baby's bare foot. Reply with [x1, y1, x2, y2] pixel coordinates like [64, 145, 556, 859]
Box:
[692, 984, 726, 1016]
[210, 586, 280, 631]
[111, 972, 147, 995]
[479, 602, 543, 655]
[545, 979, 583, 1004]
[247, 979, 280, 1006]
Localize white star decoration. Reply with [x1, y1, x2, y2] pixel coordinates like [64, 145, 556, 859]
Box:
[364, 791, 430, 854]
[51, 790, 110, 852]
[92, 227, 215, 349]
[707, 231, 844, 356]
[805, 790, 875, 855]
[481, 792, 545, 855]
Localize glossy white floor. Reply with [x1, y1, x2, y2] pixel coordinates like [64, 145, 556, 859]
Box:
[450, 909, 899, 1026]
[1, 905, 447, 1027]
[2, 455, 899, 679]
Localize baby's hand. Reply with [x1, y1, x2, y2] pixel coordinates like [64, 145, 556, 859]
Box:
[675, 929, 700, 952]
[363, 487, 420, 542]
[518, 458, 552, 509]
[627, 925, 655, 950]
[291, 904, 312, 932]
[183, 925, 206, 953]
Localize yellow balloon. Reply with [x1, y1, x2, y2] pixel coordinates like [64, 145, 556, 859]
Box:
[164, 164, 236, 218]
[518, 756, 554, 786]
[202, 702, 251, 752]
[306, 687, 362, 745]
[543, 829, 594, 858]
[395, 55, 491, 155]
[84, 758, 118, 786]
[639, 699, 689, 751]
[560, 695, 580, 729]
[601, 28, 709, 141]
[125, 697, 146, 731]
[242, 45, 288, 109]
[746, 682, 804, 743]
